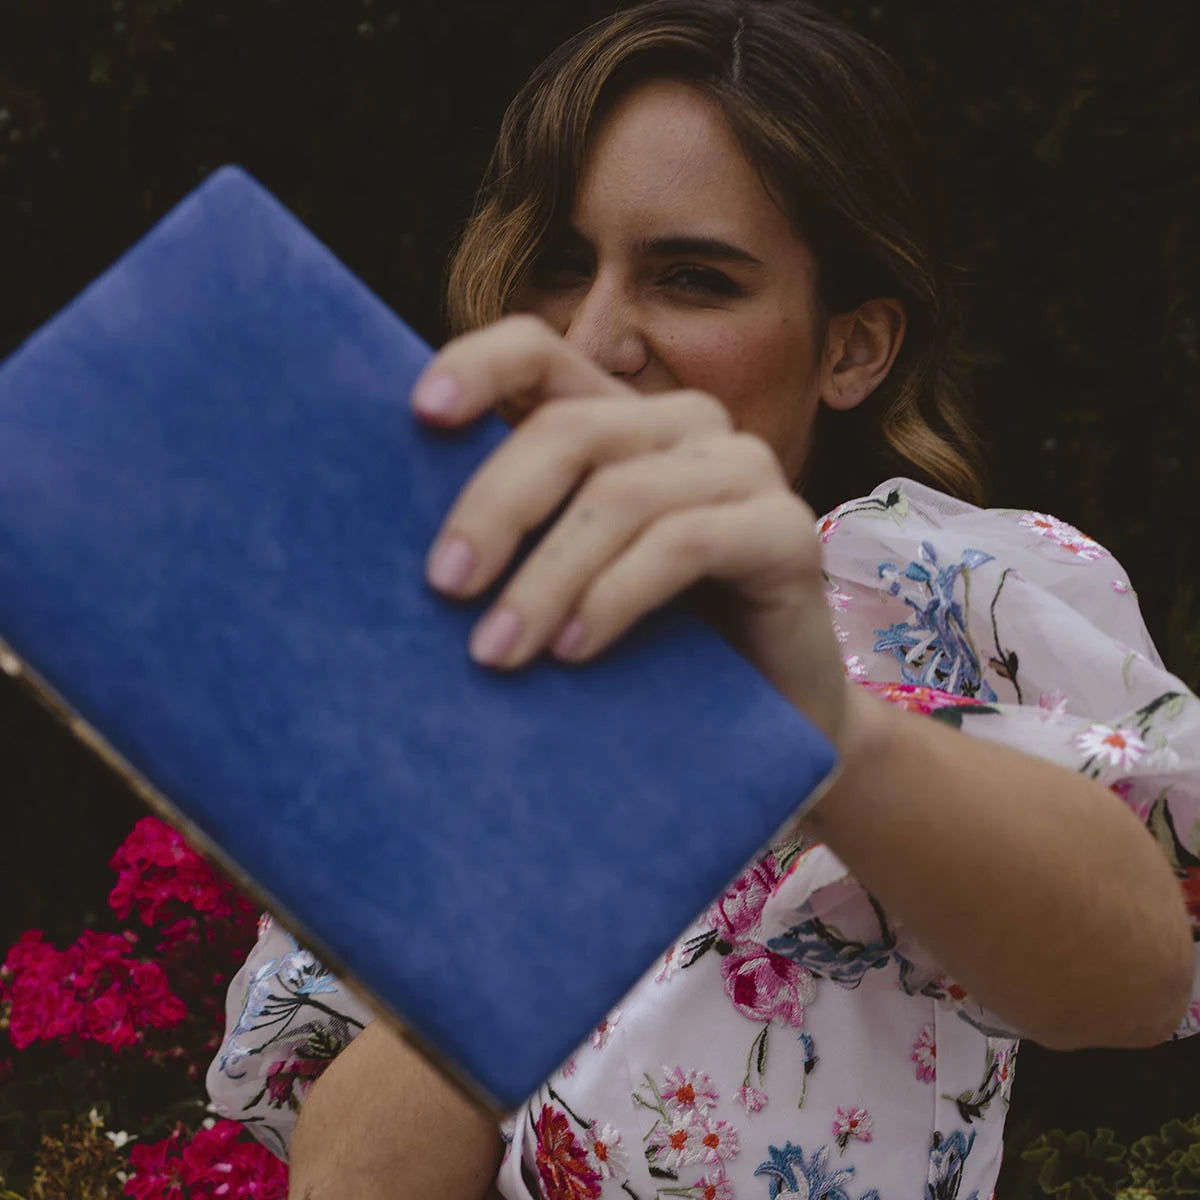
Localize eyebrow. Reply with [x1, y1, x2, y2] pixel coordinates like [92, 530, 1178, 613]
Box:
[635, 235, 764, 268]
[561, 225, 763, 269]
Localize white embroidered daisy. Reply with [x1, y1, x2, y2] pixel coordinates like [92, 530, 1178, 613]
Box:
[1073, 723, 1148, 770]
[586, 1123, 628, 1179]
[661, 1066, 719, 1117]
[695, 1117, 740, 1167]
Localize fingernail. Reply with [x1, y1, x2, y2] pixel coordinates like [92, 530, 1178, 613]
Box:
[426, 537, 475, 592]
[552, 617, 587, 659]
[470, 608, 523, 665]
[412, 373, 460, 418]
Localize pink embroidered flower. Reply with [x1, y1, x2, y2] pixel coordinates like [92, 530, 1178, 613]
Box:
[1018, 511, 1108, 561]
[734, 1084, 767, 1113]
[696, 1117, 740, 1167]
[721, 946, 816, 1028]
[585, 1122, 628, 1179]
[912, 1024, 936, 1083]
[825, 584, 853, 613]
[661, 1066, 719, 1117]
[842, 653, 868, 680]
[817, 514, 840, 543]
[832, 1106, 873, 1150]
[990, 1040, 1017, 1103]
[1181, 997, 1200, 1034]
[534, 1106, 602, 1200]
[560, 1058, 578, 1078]
[655, 1116, 705, 1172]
[1038, 690, 1068, 722]
[695, 1174, 736, 1200]
[708, 857, 780, 942]
[1074, 723, 1147, 770]
[864, 681, 983, 716]
[654, 944, 681, 985]
[590, 1007, 621, 1050]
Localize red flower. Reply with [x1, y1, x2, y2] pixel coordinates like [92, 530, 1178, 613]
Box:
[265, 1053, 329, 1110]
[125, 1121, 287, 1199]
[2, 928, 186, 1053]
[534, 1105, 601, 1200]
[108, 817, 256, 932]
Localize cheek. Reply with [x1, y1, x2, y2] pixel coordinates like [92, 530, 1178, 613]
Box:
[663, 316, 820, 441]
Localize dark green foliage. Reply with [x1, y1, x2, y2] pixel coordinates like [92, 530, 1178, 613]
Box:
[1008, 1114, 1200, 1198]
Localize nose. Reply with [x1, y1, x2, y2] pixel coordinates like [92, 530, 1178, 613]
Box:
[561, 273, 649, 381]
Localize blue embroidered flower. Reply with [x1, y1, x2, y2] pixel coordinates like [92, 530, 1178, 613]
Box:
[767, 897, 897, 987]
[754, 1141, 856, 1199]
[874, 542, 996, 700]
[927, 1129, 978, 1200]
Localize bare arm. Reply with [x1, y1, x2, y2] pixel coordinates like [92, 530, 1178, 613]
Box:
[287, 1020, 502, 1200]
[805, 686, 1194, 1051]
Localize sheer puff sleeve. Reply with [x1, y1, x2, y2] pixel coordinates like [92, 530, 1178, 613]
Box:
[205, 913, 374, 1159]
[762, 478, 1200, 1039]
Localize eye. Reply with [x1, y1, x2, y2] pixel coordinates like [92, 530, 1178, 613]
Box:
[528, 246, 592, 288]
[659, 265, 745, 299]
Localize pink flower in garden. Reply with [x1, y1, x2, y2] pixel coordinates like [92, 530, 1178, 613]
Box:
[720, 946, 816, 1028]
[125, 1120, 287, 1199]
[734, 1084, 767, 1113]
[1073, 723, 1147, 771]
[912, 1024, 936, 1083]
[180, 1119, 288, 1197]
[2, 927, 186, 1053]
[708, 857, 780, 942]
[832, 1106, 873, 1150]
[109, 816, 256, 932]
[661, 1066, 719, 1117]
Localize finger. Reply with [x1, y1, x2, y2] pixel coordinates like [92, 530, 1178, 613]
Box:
[426, 391, 734, 599]
[466, 432, 786, 667]
[410, 315, 629, 425]
[548, 492, 821, 663]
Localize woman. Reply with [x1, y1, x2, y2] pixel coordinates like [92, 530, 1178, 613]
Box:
[208, 3, 1200, 1197]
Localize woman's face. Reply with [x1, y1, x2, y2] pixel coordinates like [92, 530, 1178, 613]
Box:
[513, 78, 829, 484]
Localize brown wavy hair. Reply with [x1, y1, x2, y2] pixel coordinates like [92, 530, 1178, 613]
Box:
[444, 0, 986, 510]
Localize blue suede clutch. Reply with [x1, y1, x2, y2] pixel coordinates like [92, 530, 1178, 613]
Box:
[0, 167, 836, 1111]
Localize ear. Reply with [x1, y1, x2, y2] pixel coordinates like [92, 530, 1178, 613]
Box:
[819, 298, 906, 413]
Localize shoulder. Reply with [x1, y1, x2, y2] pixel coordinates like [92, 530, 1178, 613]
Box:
[819, 477, 1160, 669]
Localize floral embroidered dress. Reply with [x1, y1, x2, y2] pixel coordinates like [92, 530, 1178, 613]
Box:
[207, 479, 1200, 1200]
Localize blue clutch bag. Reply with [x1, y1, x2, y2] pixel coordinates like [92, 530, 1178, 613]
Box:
[0, 167, 836, 1111]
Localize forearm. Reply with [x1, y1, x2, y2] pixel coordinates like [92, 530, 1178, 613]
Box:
[805, 687, 1194, 1050]
[288, 1020, 503, 1200]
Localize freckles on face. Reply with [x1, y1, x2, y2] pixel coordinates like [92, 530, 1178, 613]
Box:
[516, 78, 829, 483]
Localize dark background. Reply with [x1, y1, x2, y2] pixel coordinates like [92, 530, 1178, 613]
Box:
[2, 0, 1198, 1193]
